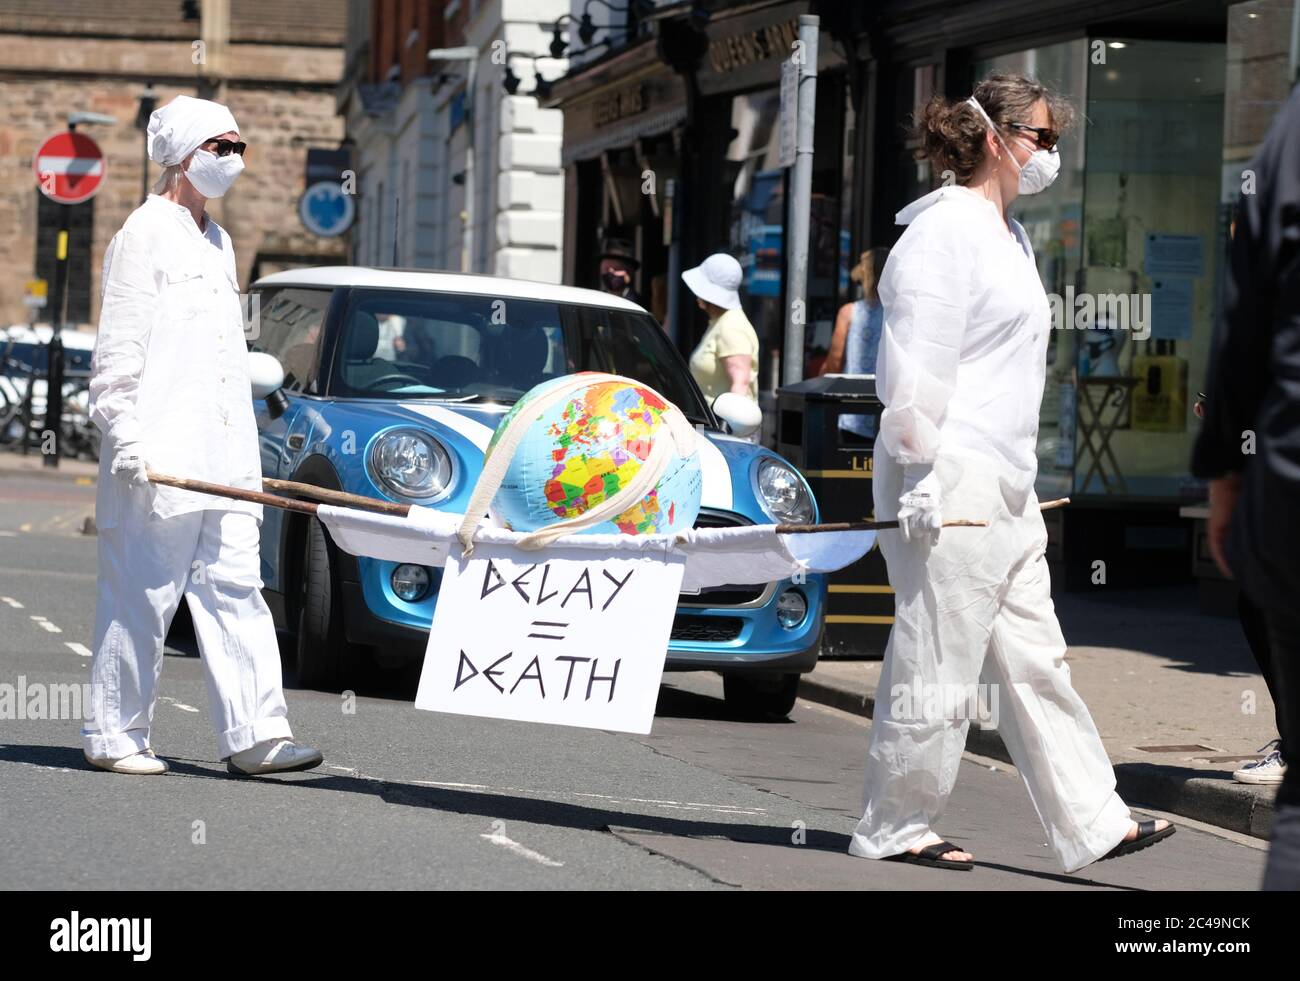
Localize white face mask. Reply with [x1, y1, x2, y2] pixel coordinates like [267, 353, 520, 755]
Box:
[966, 96, 1060, 195]
[185, 148, 244, 198]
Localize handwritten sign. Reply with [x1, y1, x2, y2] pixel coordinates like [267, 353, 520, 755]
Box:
[414, 541, 686, 734]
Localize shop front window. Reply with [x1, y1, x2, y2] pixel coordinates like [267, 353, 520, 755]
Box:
[1076, 39, 1225, 499]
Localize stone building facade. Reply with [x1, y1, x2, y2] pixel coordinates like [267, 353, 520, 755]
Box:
[339, 0, 567, 282]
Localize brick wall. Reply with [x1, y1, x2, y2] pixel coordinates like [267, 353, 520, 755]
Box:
[0, 10, 347, 326]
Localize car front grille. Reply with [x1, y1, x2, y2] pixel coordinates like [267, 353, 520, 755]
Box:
[670, 615, 744, 643]
[678, 508, 767, 606]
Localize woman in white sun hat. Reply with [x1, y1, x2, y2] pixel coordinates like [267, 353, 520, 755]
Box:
[682, 253, 760, 405]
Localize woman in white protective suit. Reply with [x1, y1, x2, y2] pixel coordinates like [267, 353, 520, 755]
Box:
[83, 95, 322, 777]
[849, 75, 1174, 872]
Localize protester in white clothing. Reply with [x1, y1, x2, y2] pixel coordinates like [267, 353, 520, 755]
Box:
[84, 95, 322, 777]
[849, 75, 1173, 872]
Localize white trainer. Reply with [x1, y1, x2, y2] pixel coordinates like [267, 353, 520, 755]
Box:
[84, 749, 169, 775]
[226, 738, 323, 776]
[1233, 740, 1287, 785]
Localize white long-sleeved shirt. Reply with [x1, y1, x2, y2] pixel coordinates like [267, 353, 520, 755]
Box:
[90, 194, 262, 528]
[875, 185, 1051, 495]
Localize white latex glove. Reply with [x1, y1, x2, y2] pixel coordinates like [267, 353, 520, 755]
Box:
[109, 442, 150, 488]
[897, 464, 942, 546]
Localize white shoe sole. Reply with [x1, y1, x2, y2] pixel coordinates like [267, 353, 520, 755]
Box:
[1233, 770, 1286, 785]
[226, 751, 324, 777]
[84, 753, 169, 775]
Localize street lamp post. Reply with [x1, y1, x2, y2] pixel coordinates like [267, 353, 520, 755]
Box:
[135, 85, 158, 204]
[427, 46, 478, 273]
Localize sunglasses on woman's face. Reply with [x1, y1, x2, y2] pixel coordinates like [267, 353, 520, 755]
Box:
[202, 138, 247, 157]
[1008, 123, 1058, 151]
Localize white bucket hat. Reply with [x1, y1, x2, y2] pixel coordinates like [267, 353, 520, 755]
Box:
[682, 253, 743, 310]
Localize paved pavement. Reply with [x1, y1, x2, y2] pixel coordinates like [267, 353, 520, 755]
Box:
[0, 452, 1273, 888]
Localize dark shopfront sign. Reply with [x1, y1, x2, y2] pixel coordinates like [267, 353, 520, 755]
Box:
[707, 18, 798, 76]
[695, 2, 808, 97]
[592, 84, 645, 128]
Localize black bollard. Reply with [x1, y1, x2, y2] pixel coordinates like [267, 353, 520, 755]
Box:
[44, 331, 63, 468]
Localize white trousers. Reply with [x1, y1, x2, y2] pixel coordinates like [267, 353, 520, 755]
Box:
[850, 450, 1132, 873]
[83, 500, 293, 760]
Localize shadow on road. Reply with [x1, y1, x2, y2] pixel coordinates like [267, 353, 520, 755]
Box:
[0, 741, 1125, 888]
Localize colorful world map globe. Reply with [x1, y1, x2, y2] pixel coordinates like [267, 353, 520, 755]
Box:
[487, 374, 703, 536]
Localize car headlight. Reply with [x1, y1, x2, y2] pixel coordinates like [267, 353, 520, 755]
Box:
[755, 457, 815, 524]
[369, 429, 453, 500]
[776, 589, 808, 628]
[391, 564, 432, 602]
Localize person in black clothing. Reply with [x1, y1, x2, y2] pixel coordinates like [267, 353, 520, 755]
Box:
[1193, 396, 1286, 785]
[596, 237, 643, 308]
[1192, 85, 1300, 890]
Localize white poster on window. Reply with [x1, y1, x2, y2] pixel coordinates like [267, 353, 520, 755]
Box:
[414, 542, 686, 734]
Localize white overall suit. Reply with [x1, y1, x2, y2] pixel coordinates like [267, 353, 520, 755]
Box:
[84, 193, 293, 761]
[849, 186, 1133, 873]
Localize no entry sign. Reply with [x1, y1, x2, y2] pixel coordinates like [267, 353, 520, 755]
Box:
[33, 131, 106, 205]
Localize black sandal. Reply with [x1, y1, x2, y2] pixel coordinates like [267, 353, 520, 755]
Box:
[885, 839, 974, 871]
[1098, 820, 1175, 862]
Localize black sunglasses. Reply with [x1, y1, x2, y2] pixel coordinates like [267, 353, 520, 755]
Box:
[1007, 123, 1058, 151]
[202, 138, 247, 157]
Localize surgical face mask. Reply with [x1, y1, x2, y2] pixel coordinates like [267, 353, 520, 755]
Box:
[966, 97, 1060, 195]
[185, 148, 245, 198]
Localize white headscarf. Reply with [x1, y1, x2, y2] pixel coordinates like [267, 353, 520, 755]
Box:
[146, 95, 239, 167]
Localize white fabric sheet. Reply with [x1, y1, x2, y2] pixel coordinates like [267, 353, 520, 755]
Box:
[316, 504, 875, 593]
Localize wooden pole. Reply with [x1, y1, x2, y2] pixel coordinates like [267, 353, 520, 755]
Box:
[145, 472, 1069, 537]
[260, 477, 411, 516]
[147, 471, 324, 517]
[772, 498, 1070, 534]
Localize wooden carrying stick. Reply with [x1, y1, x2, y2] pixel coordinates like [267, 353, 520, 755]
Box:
[261, 477, 411, 516]
[145, 472, 1068, 536]
[779, 497, 1071, 534]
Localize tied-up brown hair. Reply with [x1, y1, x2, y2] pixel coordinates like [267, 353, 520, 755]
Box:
[915, 73, 1076, 186]
[850, 247, 891, 304]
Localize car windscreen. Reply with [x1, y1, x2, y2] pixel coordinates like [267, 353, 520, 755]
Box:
[329, 288, 712, 423]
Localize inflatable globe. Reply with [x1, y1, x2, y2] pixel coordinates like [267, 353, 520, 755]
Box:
[486, 373, 702, 536]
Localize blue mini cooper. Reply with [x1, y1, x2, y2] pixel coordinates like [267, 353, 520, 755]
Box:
[246, 267, 823, 718]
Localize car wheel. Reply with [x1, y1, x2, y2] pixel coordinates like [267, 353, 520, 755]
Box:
[723, 672, 801, 720]
[296, 516, 367, 691]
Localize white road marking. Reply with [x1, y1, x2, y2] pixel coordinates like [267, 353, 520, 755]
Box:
[65, 642, 92, 657]
[0, 531, 17, 538]
[10, 760, 76, 773]
[159, 697, 200, 713]
[479, 830, 564, 867]
[31, 616, 62, 634]
[1, 596, 23, 608]
[571, 791, 765, 815]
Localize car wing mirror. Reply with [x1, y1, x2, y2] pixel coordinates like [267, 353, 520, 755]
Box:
[249, 351, 289, 419]
[712, 392, 762, 438]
